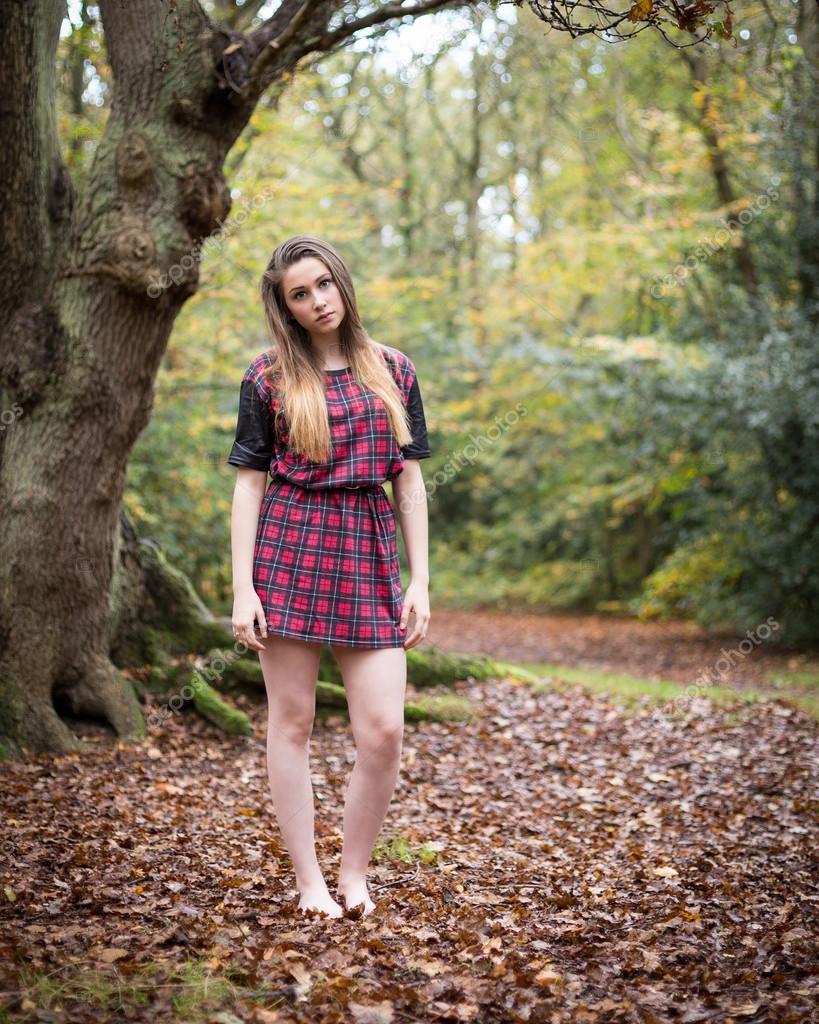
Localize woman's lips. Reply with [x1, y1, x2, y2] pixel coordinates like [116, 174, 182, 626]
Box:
[316, 311, 334, 322]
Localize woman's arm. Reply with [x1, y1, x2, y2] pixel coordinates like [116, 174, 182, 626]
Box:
[231, 468, 269, 650]
[391, 460, 430, 648]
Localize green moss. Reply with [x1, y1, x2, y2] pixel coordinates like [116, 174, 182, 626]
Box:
[315, 679, 349, 709]
[404, 693, 477, 722]
[372, 834, 441, 865]
[204, 649, 265, 691]
[312, 679, 475, 723]
[188, 674, 251, 736]
[405, 645, 499, 688]
[141, 627, 172, 668]
[319, 644, 498, 690]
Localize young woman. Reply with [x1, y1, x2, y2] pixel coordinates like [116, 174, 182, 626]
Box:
[227, 236, 432, 921]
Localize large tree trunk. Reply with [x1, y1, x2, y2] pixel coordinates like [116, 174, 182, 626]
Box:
[678, 48, 759, 298]
[0, 0, 251, 756]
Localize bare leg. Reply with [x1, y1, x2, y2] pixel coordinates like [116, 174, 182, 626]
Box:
[331, 645, 407, 916]
[257, 634, 343, 919]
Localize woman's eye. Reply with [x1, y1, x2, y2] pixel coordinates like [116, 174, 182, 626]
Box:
[293, 280, 330, 299]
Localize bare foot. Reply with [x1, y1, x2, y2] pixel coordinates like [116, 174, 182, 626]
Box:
[337, 877, 377, 918]
[297, 886, 344, 920]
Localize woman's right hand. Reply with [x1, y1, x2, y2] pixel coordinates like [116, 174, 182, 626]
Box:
[232, 587, 268, 651]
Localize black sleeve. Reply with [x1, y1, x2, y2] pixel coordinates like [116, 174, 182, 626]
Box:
[227, 378, 275, 471]
[400, 375, 432, 460]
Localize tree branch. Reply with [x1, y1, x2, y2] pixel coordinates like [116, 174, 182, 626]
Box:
[524, 0, 734, 45]
[245, 0, 465, 97]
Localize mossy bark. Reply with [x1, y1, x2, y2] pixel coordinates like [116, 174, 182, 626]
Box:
[216, 643, 514, 723]
[190, 674, 251, 736]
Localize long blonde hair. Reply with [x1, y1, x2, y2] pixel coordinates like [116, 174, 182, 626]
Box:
[259, 236, 414, 463]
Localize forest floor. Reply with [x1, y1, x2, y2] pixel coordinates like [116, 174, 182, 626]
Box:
[429, 607, 819, 720]
[0, 610, 817, 1023]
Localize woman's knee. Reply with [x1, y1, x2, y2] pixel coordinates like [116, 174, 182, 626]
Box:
[267, 699, 315, 746]
[358, 716, 404, 759]
[268, 717, 315, 748]
[258, 637, 321, 745]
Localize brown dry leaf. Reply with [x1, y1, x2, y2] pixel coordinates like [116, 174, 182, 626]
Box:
[534, 966, 564, 987]
[1, 619, 816, 1024]
[631, 7, 657, 32]
[98, 947, 128, 963]
[407, 957, 449, 976]
[652, 865, 680, 878]
[349, 1001, 394, 1023]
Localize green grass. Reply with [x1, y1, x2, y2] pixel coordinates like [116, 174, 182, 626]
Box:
[512, 660, 819, 723]
[763, 663, 819, 691]
[3, 958, 284, 1024]
[372, 833, 441, 866]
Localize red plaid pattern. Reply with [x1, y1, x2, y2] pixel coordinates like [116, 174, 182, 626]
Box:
[242, 345, 424, 648]
[254, 479, 404, 647]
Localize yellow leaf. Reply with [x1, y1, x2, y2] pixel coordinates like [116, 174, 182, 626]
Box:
[627, 0, 653, 21]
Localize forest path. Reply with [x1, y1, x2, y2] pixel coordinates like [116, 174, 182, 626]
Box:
[428, 607, 816, 700]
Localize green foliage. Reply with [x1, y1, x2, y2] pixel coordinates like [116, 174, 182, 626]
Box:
[53, 3, 816, 648]
[635, 533, 744, 625]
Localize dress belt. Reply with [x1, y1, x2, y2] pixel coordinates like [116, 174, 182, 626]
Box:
[271, 475, 384, 493]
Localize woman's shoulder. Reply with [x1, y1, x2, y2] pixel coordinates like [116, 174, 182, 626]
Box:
[244, 346, 278, 376]
[375, 342, 412, 368]
[242, 347, 282, 403]
[374, 343, 417, 387]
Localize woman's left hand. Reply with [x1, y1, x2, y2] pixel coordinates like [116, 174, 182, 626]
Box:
[399, 580, 431, 649]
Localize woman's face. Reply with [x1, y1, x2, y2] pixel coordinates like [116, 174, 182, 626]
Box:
[281, 257, 346, 336]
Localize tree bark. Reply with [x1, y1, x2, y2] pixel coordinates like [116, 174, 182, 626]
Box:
[0, 0, 248, 756]
[793, 0, 819, 322]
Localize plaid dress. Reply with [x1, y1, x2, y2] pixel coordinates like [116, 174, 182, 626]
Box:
[227, 345, 431, 648]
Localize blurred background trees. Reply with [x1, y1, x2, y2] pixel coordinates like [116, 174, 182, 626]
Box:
[58, 0, 818, 645]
